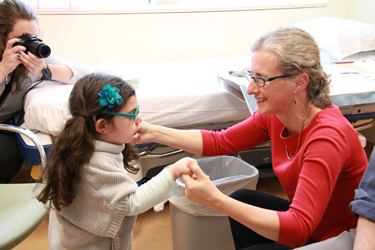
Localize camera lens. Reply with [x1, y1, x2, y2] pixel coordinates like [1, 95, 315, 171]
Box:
[36, 44, 51, 58]
[29, 42, 51, 58]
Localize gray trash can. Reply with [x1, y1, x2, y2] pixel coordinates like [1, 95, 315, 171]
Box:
[169, 155, 259, 250]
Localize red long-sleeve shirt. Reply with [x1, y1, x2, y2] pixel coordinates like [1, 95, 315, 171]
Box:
[201, 105, 367, 247]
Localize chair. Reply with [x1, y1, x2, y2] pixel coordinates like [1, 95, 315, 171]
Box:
[0, 124, 48, 250]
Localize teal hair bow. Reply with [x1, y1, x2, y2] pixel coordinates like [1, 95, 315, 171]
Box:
[98, 84, 123, 109]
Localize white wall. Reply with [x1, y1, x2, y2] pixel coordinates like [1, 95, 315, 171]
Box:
[38, 0, 351, 65]
[348, 0, 375, 24]
[35, 1, 375, 142]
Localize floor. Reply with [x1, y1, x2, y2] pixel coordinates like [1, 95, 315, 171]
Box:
[11, 172, 287, 250]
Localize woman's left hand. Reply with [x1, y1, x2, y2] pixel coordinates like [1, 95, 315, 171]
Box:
[18, 51, 47, 77]
[181, 162, 224, 208]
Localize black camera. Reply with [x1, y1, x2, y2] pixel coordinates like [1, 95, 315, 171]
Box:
[14, 33, 51, 58]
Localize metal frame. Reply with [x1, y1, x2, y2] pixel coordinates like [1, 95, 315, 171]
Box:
[0, 124, 47, 169]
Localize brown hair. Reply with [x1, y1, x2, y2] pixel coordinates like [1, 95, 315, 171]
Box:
[37, 73, 139, 210]
[252, 27, 331, 108]
[0, 0, 37, 91]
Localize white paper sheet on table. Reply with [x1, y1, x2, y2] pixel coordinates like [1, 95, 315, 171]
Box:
[23, 57, 252, 136]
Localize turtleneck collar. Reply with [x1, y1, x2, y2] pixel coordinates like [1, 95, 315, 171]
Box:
[94, 140, 125, 154]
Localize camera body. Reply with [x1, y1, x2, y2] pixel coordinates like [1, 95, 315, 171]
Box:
[14, 33, 51, 58]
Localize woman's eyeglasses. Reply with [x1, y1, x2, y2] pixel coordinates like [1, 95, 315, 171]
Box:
[102, 105, 140, 121]
[244, 70, 292, 87]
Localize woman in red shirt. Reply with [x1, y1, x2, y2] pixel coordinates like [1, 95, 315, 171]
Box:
[132, 27, 367, 249]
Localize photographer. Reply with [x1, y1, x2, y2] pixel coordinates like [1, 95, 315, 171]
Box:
[0, 0, 87, 183]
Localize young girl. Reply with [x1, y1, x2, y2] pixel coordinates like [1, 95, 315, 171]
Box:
[37, 72, 194, 249]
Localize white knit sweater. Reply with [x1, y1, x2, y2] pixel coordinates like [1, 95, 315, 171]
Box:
[48, 140, 177, 250]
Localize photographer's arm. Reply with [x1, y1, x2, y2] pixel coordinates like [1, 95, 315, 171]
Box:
[0, 63, 8, 86]
[48, 64, 73, 83]
[19, 52, 87, 84]
[46, 55, 88, 84]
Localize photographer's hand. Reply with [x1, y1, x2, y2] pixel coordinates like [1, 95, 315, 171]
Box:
[0, 38, 25, 77]
[18, 50, 47, 78]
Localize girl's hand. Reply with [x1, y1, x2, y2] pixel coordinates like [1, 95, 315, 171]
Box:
[18, 50, 47, 77]
[0, 38, 25, 75]
[168, 157, 197, 180]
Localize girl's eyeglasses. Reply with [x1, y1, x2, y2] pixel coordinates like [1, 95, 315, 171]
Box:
[102, 105, 140, 121]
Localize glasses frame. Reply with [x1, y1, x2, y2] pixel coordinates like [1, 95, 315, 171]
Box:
[245, 70, 292, 87]
[102, 105, 140, 121]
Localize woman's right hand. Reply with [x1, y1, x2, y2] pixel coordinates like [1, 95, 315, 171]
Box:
[0, 38, 26, 75]
[131, 121, 155, 145]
